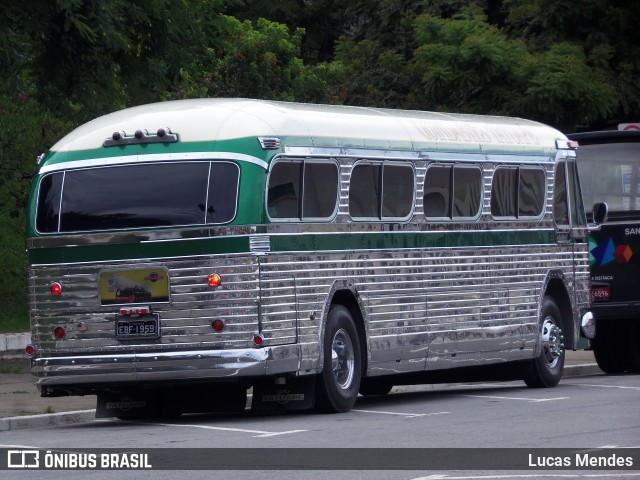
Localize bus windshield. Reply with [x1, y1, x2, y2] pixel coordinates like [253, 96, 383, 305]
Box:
[577, 142, 640, 216]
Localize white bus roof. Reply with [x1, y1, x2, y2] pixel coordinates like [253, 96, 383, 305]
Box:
[50, 98, 565, 154]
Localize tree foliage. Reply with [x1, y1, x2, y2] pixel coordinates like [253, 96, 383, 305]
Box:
[1, 0, 639, 330]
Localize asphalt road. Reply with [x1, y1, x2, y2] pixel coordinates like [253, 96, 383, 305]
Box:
[1, 372, 639, 480]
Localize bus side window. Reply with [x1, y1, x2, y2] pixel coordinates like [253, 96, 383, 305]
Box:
[567, 159, 587, 226]
[382, 164, 413, 218]
[424, 164, 482, 219]
[267, 162, 301, 218]
[519, 168, 545, 217]
[491, 167, 518, 217]
[491, 166, 545, 219]
[553, 161, 569, 226]
[453, 166, 482, 218]
[303, 162, 339, 218]
[268, 160, 339, 220]
[349, 163, 381, 218]
[424, 165, 451, 218]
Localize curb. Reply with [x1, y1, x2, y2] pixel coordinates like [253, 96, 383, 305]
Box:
[0, 333, 30, 358]
[563, 363, 603, 377]
[0, 410, 97, 432]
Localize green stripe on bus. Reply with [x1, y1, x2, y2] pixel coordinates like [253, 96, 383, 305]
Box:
[28, 229, 558, 264]
[269, 230, 557, 252]
[28, 236, 251, 264]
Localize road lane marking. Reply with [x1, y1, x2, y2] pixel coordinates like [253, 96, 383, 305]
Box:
[352, 409, 450, 418]
[140, 421, 307, 438]
[573, 383, 640, 391]
[460, 394, 570, 403]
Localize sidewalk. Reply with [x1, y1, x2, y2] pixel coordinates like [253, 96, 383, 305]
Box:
[0, 340, 602, 432]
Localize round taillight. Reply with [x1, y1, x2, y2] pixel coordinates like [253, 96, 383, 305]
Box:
[134, 129, 146, 139]
[53, 326, 66, 339]
[50, 282, 62, 296]
[112, 131, 122, 141]
[207, 273, 222, 288]
[253, 334, 264, 346]
[25, 344, 35, 356]
[211, 319, 225, 332]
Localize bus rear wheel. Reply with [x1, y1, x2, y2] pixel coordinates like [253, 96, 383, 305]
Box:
[592, 320, 627, 373]
[315, 305, 362, 413]
[524, 296, 565, 388]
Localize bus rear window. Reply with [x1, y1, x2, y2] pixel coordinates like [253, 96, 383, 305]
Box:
[36, 162, 239, 233]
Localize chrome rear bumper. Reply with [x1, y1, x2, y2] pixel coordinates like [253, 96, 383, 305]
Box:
[32, 345, 300, 388]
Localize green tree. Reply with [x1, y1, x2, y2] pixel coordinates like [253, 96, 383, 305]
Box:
[0, 96, 73, 330]
[332, 0, 423, 108]
[228, 0, 352, 63]
[410, 8, 617, 130]
[504, 0, 640, 128]
[165, 15, 346, 103]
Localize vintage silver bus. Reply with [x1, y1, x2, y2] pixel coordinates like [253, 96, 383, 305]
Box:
[26, 99, 599, 417]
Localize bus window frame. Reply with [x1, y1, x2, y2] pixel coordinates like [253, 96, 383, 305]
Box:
[265, 157, 340, 223]
[348, 159, 415, 222]
[34, 160, 241, 234]
[423, 162, 483, 222]
[490, 165, 547, 221]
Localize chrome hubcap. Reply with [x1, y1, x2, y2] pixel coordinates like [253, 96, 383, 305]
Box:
[331, 328, 355, 389]
[541, 317, 564, 368]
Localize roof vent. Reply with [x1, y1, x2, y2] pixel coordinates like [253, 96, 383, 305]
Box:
[258, 137, 282, 150]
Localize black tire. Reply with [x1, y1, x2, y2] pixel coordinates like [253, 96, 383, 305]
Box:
[524, 296, 565, 388]
[359, 378, 393, 396]
[592, 320, 627, 374]
[315, 305, 362, 413]
[625, 320, 640, 373]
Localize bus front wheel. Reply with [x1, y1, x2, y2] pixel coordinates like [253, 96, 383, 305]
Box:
[315, 305, 362, 413]
[524, 296, 565, 388]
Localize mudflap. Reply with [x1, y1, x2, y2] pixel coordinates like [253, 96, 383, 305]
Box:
[96, 391, 167, 419]
[251, 376, 315, 412]
[96, 384, 248, 418]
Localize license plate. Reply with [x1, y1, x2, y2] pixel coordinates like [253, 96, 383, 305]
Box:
[115, 314, 160, 339]
[591, 285, 611, 301]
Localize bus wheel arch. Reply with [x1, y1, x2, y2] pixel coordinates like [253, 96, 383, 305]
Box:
[315, 287, 366, 412]
[525, 273, 573, 388]
[543, 273, 575, 350]
[525, 295, 566, 388]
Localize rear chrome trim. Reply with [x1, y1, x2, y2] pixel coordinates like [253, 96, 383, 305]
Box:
[32, 344, 300, 386]
[39, 151, 268, 174]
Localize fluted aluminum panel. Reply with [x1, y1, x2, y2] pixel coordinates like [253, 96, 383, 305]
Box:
[29, 256, 263, 354]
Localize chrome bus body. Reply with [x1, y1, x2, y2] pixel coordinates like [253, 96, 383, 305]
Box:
[26, 99, 591, 412]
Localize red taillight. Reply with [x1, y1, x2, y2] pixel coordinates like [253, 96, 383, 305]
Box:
[50, 282, 62, 296]
[253, 334, 264, 346]
[211, 319, 225, 332]
[207, 273, 222, 288]
[25, 344, 35, 356]
[53, 326, 66, 339]
[591, 285, 610, 301]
